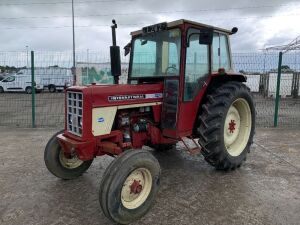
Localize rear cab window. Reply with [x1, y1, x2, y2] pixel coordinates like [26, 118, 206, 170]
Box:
[212, 32, 231, 72]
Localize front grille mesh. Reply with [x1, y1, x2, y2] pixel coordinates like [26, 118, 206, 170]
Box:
[67, 91, 83, 136]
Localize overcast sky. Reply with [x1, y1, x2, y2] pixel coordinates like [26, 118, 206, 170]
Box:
[0, 0, 299, 53]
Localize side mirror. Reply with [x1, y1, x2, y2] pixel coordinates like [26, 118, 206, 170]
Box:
[110, 46, 121, 77]
[199, 28, 213, 45]
[186, 28, 213, 47]
[124, 42, 131, 56]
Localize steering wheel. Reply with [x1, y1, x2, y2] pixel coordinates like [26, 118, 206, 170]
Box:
[165, 65, 179, 75]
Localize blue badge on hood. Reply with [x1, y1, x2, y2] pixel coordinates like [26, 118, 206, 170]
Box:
[97, 117, 104, 123]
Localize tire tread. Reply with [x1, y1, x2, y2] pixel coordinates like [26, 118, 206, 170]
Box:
[197, 81, 255, 170]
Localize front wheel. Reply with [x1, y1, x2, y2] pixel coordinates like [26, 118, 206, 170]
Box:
[44, 130, 93, 179]
[0, 86, 4, 93]
[99, 150, 161, 224]
[198, 81, 255, 170]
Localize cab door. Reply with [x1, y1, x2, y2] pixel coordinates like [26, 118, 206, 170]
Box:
[161, 77, 179, 132]
[177, 28, 211, 136]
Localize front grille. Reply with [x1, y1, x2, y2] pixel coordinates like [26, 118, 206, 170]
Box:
[67, 91, 83, 136]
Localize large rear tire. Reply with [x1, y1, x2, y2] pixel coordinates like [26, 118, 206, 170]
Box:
[99, 149, 161, 224]
[44, 130, 93, 179]
[197, 81, 255, 170]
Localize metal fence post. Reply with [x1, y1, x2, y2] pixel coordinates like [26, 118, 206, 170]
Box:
[31, 51, 36, 128]
[274, 51, 283, 127]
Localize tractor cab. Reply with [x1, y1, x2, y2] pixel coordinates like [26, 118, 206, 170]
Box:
[124, 19, 238, 138]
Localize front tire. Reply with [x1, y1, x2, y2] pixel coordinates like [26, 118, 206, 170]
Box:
[99, 150, 161, 224]
[44, 130, 93, 179]
[0, 86, 4, 93]
[198, 81, 255, 170]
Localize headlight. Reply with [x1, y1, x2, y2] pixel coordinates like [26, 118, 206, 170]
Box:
[79, 117, 82, 127]
[68, 115, 73, 124]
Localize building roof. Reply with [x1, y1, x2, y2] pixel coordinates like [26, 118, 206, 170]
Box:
[130, 19, 233, 36]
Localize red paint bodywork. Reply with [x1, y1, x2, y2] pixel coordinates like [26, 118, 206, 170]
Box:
[57, 21, 246, 161]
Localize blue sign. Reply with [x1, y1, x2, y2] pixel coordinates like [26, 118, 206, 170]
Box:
[97, 117, 104, 123]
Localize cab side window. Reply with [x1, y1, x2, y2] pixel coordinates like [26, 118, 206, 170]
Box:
[212, 33, 231, 71]
[3, 76, 15, 82]
[184, 28, 209, 101]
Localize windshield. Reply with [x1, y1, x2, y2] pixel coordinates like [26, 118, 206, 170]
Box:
[130, 28, 181, 78]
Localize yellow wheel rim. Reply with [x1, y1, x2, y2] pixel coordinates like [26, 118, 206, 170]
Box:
[121, 168, 152, 210]
[59, 151, 83, 169]
[224, 98, 252, 157]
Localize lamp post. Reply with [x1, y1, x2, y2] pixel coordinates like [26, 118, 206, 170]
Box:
[71, 0, 77, 85]
[72, 0, 76, 68]
[26, 45, 29, 68]
[87, 49, 89, 78]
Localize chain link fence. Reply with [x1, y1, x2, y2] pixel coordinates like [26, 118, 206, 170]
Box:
[0, 51, 299, 128]
[233, 52, 300, 127]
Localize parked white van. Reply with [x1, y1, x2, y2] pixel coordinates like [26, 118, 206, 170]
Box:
[18, 68, 73, 93]
[0, 75, 44, 94]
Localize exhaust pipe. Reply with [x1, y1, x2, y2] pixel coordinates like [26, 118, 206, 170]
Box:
[110, 19, 121, 84]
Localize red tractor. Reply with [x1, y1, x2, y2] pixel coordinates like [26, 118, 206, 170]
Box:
[44, 19, 255, 224]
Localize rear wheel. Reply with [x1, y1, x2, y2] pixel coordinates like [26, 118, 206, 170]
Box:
[197, 81, 255, 170]
[49, 85, 56, 93]
[99, 149, 161, 224]
[0, 86, 4, 93]
[25, 87, 32, 94]
[44, 130, 93, 179]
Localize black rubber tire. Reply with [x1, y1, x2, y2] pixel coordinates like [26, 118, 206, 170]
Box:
[99, 149, 161, 224]
[197, 81, 255, 170]
[49, 85, 56, 93]
[25, 87, 32, 94]
[44, 130, 93, 180]
[0, 86, 4, 93]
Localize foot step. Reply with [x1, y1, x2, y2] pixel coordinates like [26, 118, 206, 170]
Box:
[180, 136, 202, 155]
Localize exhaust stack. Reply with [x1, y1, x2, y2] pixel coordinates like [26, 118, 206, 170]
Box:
[110, 19, 121, 84]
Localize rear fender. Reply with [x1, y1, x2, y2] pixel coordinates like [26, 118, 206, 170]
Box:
[192, 73, 246, 135]
[210, 73, 247, 85]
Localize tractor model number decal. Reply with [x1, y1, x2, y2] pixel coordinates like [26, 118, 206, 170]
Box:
[108, 93, 162, 102]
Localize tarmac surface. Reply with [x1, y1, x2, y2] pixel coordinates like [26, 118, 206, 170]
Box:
[0, 128, 299, 225]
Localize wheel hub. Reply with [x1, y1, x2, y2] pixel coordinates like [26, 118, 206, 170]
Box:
[224, 98, 252, 157]
[59, 151, 83, 169]
[228, 120, 236, 133]
[121, 168, 152, 209]
[224, 106, 241, 146]
[130, 180, 143, 194]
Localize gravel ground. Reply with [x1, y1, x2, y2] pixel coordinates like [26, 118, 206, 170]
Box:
[0, 128, 299, 225]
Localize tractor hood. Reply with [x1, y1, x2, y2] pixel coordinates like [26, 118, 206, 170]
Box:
[68, 83, 164, 108]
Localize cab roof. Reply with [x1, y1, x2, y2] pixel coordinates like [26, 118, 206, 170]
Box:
[131, 19, 233, 36]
